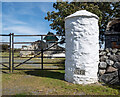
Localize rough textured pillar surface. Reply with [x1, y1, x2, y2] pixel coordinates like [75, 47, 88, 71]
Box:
[65, 10, 99, 84]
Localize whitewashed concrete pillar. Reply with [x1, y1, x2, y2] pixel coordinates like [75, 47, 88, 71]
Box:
[65, 10, 99, 84]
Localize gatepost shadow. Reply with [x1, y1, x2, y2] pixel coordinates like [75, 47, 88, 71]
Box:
[24, 69, 65, 80]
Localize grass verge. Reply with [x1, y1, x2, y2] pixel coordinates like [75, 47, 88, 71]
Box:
[2, 69, 120, 95]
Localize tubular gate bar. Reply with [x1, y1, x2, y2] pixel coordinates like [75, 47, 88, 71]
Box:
[0, 33, 65, 72]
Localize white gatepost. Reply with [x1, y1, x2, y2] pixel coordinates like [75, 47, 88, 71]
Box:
[65, 10, 99, 84]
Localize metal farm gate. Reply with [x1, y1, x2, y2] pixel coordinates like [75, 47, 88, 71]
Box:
[0, 33, 65, 72]
[0, 33, 12, 72]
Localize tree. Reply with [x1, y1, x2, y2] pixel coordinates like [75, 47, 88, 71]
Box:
[45, 1, 120, 43]
[1, 44, 10, 52]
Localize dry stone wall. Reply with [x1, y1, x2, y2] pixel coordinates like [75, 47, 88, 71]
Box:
[98, 48, 120, 85]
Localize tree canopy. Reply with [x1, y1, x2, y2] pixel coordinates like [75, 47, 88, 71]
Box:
[45, 1, 120, 42]
[1, 44, 10, 52]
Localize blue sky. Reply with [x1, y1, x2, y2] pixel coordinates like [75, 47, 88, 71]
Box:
[2, 2, 60, 48]
[2, 2, 56, 34]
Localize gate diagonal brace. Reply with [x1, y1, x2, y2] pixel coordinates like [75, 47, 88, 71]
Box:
[0, 63, 9, 68]
[14, 40, 63, 68]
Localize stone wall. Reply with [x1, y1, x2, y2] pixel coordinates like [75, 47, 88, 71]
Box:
[98, 48, 120, 85]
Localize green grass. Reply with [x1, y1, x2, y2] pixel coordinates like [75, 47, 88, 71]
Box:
[1, 52, 120, 95]
[14, 93, 28, 97]
[2, 69, 120, 95]
[0, 52, 19, 56]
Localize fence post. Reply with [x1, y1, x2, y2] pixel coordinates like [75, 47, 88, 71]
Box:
[9, 33, 11, 72]
[12, 33, 14, 72]
[41, 36, 43, 70]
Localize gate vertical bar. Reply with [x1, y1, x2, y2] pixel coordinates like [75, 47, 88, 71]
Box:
[9, 33, 11, 72]
[41, 36, 43, 70]
[12, 33, 14, 72]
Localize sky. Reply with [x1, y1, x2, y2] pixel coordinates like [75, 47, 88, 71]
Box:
[2, 2, 61, 48]
[2, 2, 56, 35]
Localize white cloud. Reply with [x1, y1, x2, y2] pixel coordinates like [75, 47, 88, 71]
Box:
[15, 5, 35, 16]
[2, 2, 35, 16]
[2, 3, 52, 35]
[40, 6, 49, 13]
[6, 18, 27, 25]
[3, 26, 41, 34]
[2, 14, 27, 26]
[38, 2, 55, 13]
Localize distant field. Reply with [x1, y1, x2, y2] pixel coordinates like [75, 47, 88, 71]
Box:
[1, 52, 65, 69]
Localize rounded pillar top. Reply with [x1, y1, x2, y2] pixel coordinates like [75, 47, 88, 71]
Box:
[65, 10, 99, 20]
